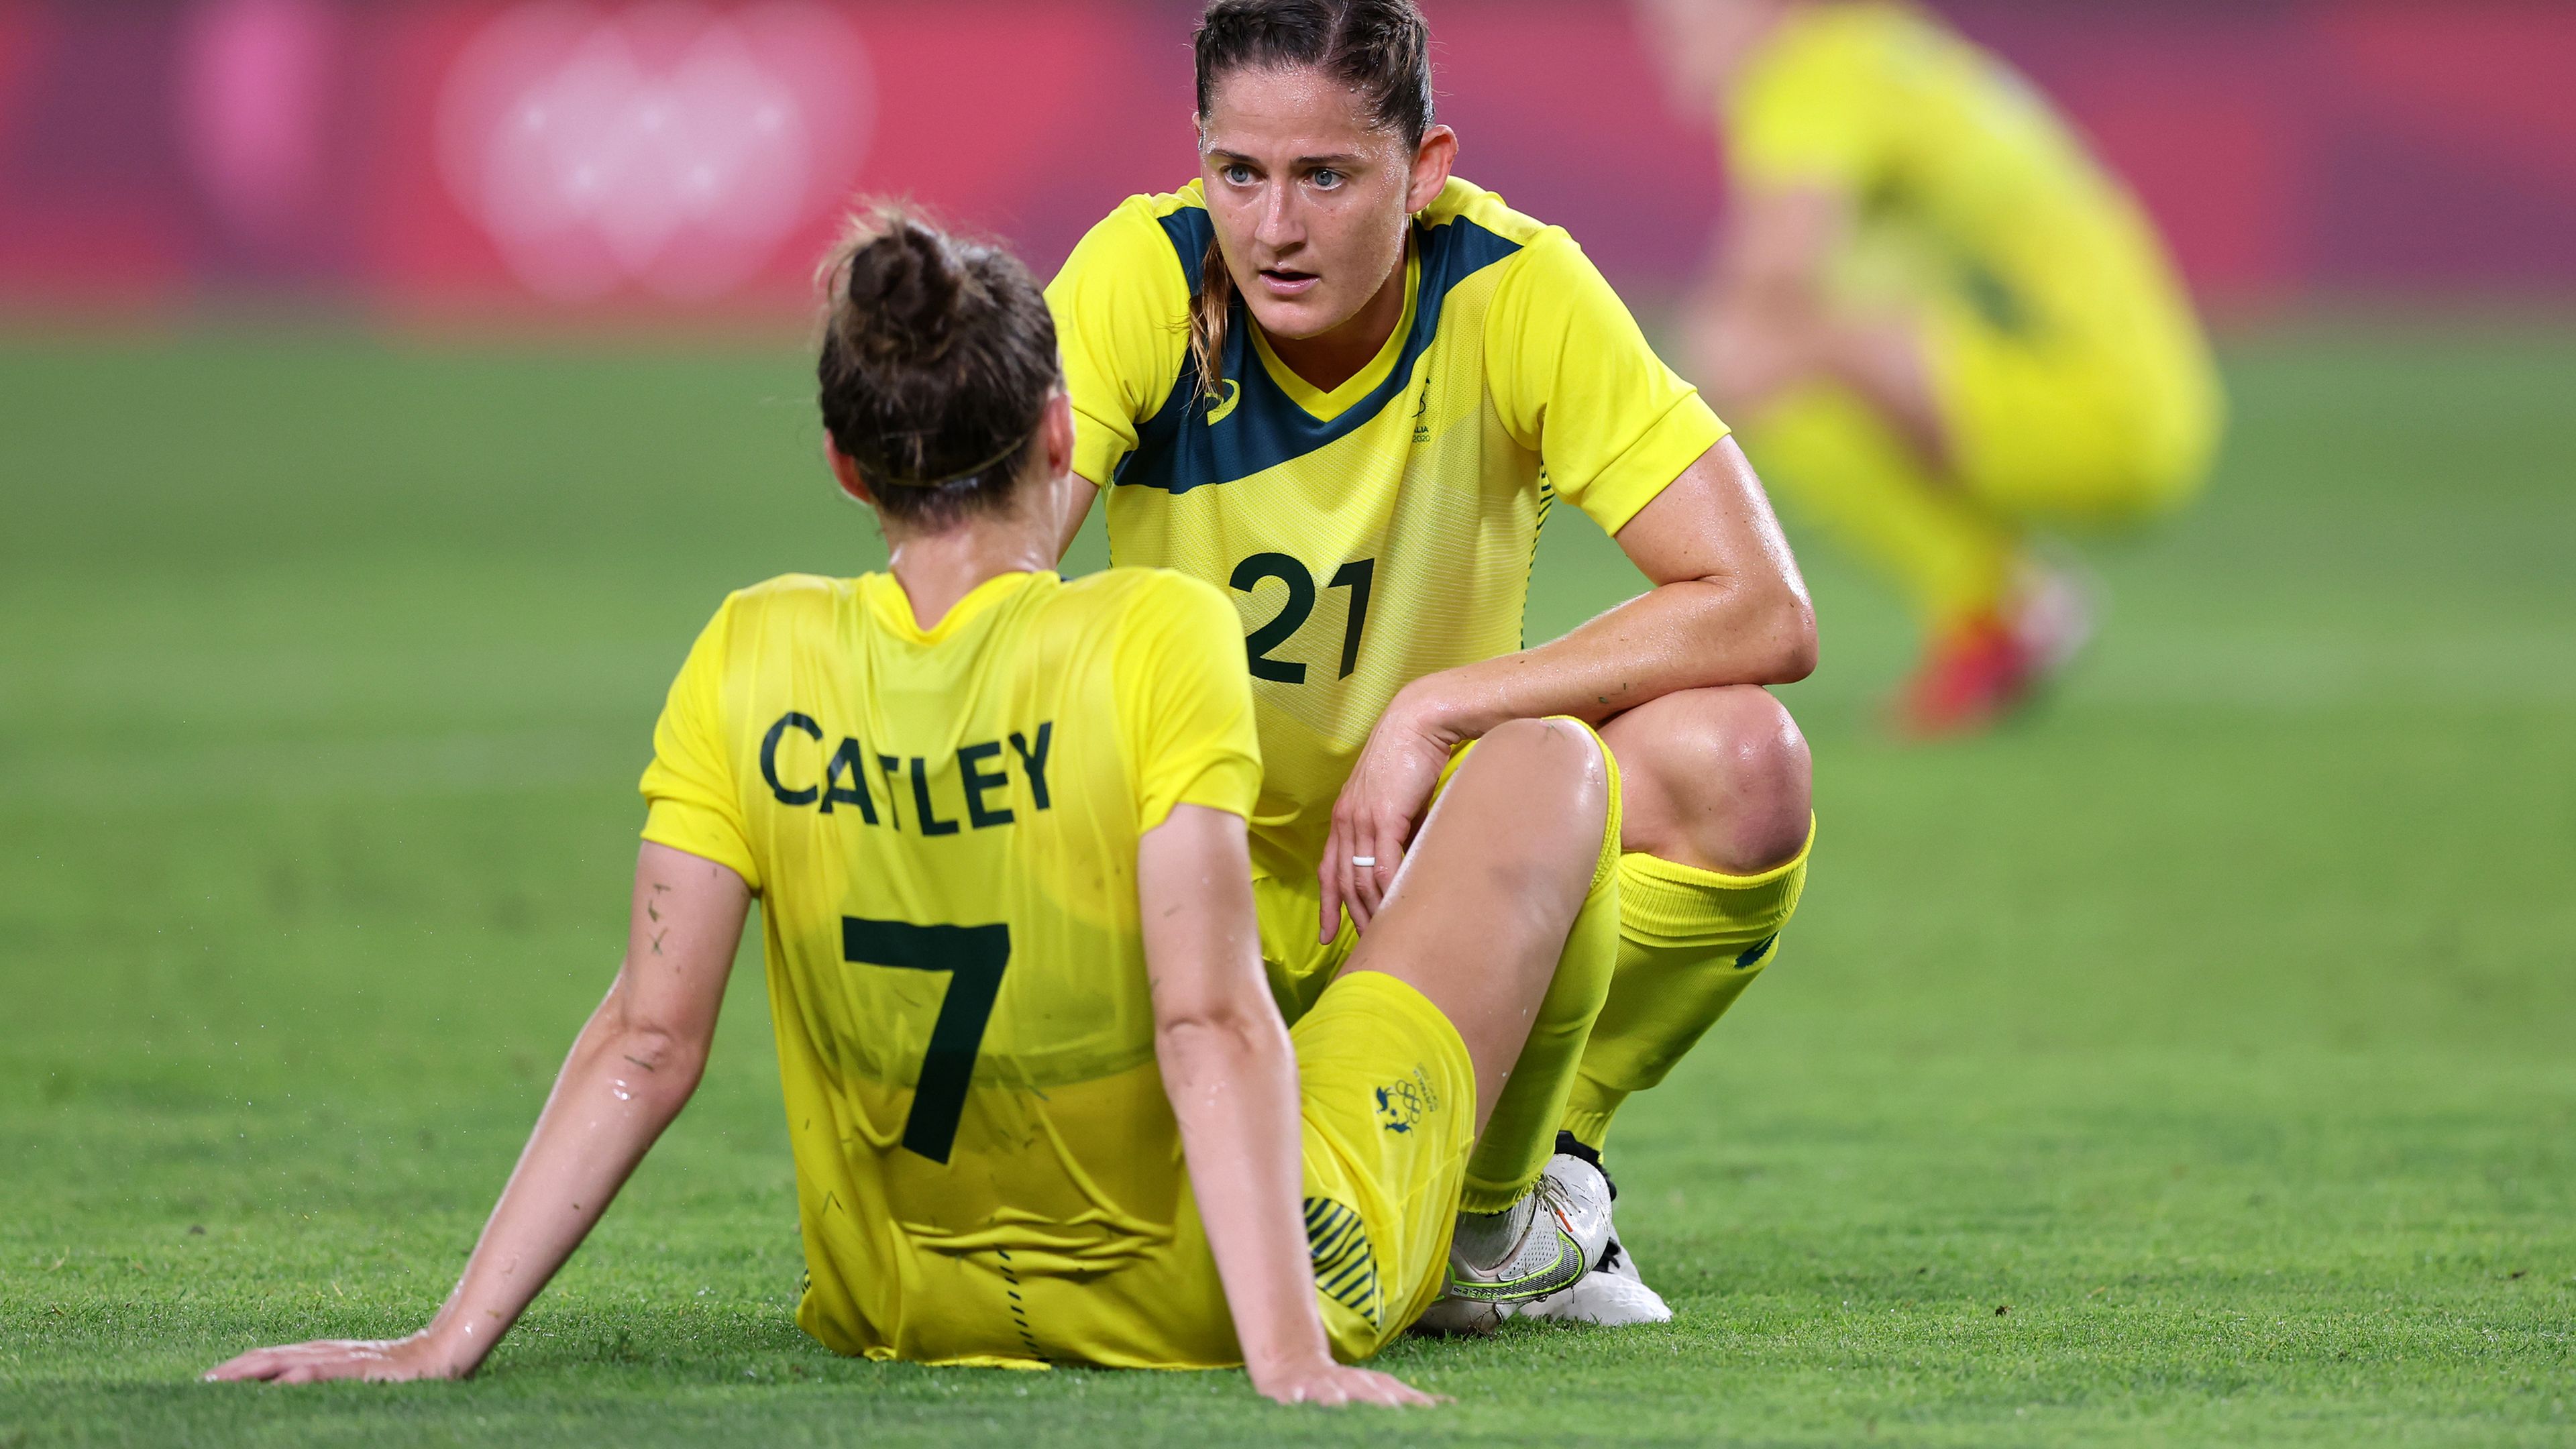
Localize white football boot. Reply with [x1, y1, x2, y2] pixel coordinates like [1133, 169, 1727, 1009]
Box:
[1409, 1153, 1615, 1335]
[1513, 1153, 1674, 1326]
[1513, 1226, 1674, 1325]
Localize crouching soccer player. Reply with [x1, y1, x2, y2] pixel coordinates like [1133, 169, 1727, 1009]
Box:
[1640, 0, 2224, 735]
[204, 214, 1625, 1401]
[1044, 0, 1819, 1327]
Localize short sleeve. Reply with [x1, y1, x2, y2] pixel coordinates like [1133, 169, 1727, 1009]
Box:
[1110, 574, 1263, 834]
[1045, 198, 1195, 488]
[1727, 13, 1888, 192]
[639, 596, 761, 890]
[1487, 231, 1730, 536]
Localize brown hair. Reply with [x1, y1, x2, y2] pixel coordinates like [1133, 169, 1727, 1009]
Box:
[815, 208, 1060, 529]
[1188, 0, 1436, 396]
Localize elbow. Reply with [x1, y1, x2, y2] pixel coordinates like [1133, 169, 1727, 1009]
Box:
[1770, 590, 1820, 684]
[601, 1020, 710, 1112]
[1155, 1005, 1285, 1080]
[1154, 1009, 1289, 1126]
[1156, 1009, 1269, 1057]
[1701, 579, 1817, 686]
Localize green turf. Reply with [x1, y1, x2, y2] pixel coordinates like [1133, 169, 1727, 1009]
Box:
[1, 323, 2570, 1446]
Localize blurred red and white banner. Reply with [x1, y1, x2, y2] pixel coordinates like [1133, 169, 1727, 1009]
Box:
[4, 0, 2574, 318]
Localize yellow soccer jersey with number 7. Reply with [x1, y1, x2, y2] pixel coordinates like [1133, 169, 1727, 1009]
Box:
[638, 566, 1261, 1368]
[1048, 177, 1727, 883]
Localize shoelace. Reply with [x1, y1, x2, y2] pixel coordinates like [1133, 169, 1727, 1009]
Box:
[1527, 1177, 1569, 1230]
[1463, 1177, 1575, 1277]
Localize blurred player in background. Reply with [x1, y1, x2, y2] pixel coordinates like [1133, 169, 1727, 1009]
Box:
[1638, 0, 2224, 735]
[206, 215, 1627, 1399]
[1046, 0, 1819, 1327]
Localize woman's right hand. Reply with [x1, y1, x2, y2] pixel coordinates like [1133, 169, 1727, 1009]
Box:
[1248, 1352, 1445, 1407]
[203, 1329, 465, 1385]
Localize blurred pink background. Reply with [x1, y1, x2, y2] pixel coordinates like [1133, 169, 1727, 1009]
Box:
[3, 0, 2572, 318]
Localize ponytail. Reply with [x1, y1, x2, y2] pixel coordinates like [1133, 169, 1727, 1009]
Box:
[1189, 233, 1236, 400]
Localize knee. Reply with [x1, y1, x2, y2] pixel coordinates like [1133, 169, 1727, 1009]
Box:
[1457, 718, 1613, 894]
[1605, 687, 1813, 875]
[1473, 717, 1613, 833]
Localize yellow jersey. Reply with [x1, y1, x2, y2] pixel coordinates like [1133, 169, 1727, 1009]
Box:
[1047, 177, 1725, 883]
[637, 566, 1264, 1368]
[1729, 0, 2212, 451]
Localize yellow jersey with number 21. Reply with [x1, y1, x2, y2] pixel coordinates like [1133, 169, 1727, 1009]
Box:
[637, 566, 1261, 1369]
[1048, 177, 1727, 883]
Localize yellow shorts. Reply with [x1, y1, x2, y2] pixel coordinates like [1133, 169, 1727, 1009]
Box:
[1291, 970, 1474, 1360]
[1254, 872, 1358, 1022]
[1924, 282, 2220, 523]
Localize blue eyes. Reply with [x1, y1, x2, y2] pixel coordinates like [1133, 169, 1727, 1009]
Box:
[1218, 165, 1346, 189]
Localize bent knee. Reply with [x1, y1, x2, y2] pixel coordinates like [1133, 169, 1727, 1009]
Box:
[1606, 688, 1813, 875]
[1451, 718, 1613, 892]
[1470, 717, 1613, 831]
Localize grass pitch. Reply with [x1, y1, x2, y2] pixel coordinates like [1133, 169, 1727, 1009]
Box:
[1, 323, 2570, 1446]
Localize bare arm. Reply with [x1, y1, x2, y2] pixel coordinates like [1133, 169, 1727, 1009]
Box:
[1695, 182, 1944, 462]
[1711, 182, 1843, 328]
[1138, 804, 1434, 1408]
[1318, 436, 1817, 932]
[1404, 435, 1817, 735]
[206, 843, 751, 1384]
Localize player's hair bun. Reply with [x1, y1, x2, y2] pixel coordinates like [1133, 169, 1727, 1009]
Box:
[815, 207, 1061, 525]
[836, 214, 965, 366]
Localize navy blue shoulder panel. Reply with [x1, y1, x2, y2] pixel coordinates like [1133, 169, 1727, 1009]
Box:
[1155, 205, 1216, 295]
[1115, 209, 1526, 496]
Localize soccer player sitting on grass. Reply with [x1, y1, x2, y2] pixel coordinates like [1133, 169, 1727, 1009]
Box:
[1636, 0, 2225, 735]
[1042, 0, 1818, 1328]
[205, 213, 1629, 1403]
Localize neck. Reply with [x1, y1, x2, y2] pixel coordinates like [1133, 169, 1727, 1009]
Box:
[881, 490, 1060, 629]
[1261, 239, 1409, 393]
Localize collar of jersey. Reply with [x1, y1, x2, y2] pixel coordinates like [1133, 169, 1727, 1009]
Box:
[1246, 239, 1421, 424]
[858, 569, 1054, 644]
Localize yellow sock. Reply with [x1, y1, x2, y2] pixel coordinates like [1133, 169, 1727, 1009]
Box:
[1560, 824, 1815, 1151]
[1747, 384, 2016, 631]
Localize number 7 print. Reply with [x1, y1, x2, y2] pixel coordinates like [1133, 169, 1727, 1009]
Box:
[841, 917, 1011, 1164]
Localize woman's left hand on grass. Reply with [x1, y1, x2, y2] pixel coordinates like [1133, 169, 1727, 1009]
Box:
[205, 1330, 462, 1385]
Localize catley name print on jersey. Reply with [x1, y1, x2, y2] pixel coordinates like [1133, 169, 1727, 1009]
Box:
[759, 713, 1055, 835]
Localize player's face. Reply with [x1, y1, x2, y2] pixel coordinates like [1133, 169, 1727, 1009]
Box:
[1197, 66, 1452, 343]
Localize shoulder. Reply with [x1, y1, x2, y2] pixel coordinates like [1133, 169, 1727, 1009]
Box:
[1421, 177, 1593, 292]
[689, 573, 852, 649]
[1058, 566, 1236, 634]
[1054, 570, 1241, 678]
[1051, 181, 1212, 303]
[654, 576, 847, 742]
[1049, 186, 1205, 425]
[1743, 1, 1915, 96]
[718, 572, 851, 618]
[1433, 183, 1617, 341]
[1421, 176, 1553, 252]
